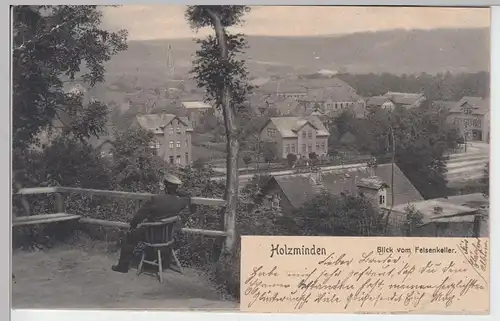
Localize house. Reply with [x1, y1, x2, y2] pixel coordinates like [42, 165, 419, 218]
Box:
[298, 85, 366, 117]
[257, 80, 308, 99]
[383, 92, 426, 109]
[271, 97, 302, 116]
[181, 101, 214, 128]
[447, 96, 490, 142]
[259, 116, 330, 159]
[366, 92, 426, 110]
[130, 113, 193, 166]
[390, 195, 488, 237]
[366, 96, 396, 110]
[260, 163, 423, 216]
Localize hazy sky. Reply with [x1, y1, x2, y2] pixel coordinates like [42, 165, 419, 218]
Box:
[102, 6, 490, 40]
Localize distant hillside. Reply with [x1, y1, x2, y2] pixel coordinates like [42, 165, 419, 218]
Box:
[103, 27, 489, 84]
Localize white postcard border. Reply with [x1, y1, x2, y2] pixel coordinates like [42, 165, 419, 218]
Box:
[3, 1, 499, 321]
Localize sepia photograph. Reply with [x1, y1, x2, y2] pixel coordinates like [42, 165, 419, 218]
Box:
[11, 5, 490, 311]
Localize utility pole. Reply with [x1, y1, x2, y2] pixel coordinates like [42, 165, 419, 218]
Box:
[384, 125, 396, 235]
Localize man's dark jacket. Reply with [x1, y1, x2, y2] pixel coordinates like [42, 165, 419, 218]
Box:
[130, 192, 191, 228]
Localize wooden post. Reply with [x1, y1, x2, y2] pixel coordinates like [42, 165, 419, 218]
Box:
[55, 193, 65, 213]
[473, 215, 481, 237]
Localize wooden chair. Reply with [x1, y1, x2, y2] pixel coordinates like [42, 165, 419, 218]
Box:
[136, 216, 183, 283]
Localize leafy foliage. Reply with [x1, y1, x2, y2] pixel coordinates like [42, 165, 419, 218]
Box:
[403, 204, 424, 236]
[261, 141, 279, 163]
[286, 153, 297, 168]
[13, 5, 128, 149]
[331, 103, 459, 199]
[292, 192, 385, 236]
[338, 71, 489, 101]
[108, 128, 167, 193]
[189, 33, 252, 111]
[185, 5, 250, 30]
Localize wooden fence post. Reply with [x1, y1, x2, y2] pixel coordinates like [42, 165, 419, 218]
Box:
[55, 193, 65, 213]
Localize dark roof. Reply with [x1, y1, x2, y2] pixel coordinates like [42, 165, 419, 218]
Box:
[265, 163, 423, 209]
[449, 96, 489, 115]
[339, 131, 357, 144]
[272, 175, 318, 208]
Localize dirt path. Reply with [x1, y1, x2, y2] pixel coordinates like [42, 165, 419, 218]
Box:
[12, 246, 238, 310]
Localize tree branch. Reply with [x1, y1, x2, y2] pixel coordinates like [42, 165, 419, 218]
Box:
[13, 7, 85, 52]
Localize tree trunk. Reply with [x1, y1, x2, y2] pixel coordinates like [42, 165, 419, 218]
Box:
[207, 9, 239, 252]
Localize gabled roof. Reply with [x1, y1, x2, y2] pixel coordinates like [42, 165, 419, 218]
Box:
[449, 96, 489, 115]
[264, 163, 423, 209]
[271, 175, 318, 208]
[391, 199, 477, 224]
[434, 193, 489, 211]
[384, 92, 425, 106]
[133, 114, 193, 133]
[272, 97, 301, 116]
[263, 116, 329, 137]
[258, 81, 307, 94]
[181, 101, 212, 109]
[302, 87, 362, 102]
[367, 96, 392, 106]
[300, 77, 356, 92]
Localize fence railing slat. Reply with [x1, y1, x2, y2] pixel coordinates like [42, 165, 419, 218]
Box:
[14, 186, 228, 238]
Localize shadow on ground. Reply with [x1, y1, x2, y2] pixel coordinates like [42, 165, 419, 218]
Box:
[12, 245, 238, 310]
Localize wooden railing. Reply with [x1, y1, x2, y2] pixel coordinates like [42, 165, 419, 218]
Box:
[14, 186, 229, 238]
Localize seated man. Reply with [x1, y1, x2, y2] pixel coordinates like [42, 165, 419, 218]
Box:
[112, 173, 196, 273]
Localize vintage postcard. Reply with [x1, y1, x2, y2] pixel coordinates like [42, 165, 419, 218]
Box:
[11, 5, 490, 313]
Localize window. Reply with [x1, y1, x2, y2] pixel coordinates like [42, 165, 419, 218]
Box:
[302, 144, 306, 153]
[169, 156, 174, 164]
[176, 141, 181, 148]
[302, 131, 306, 138]
[267, 128, 276, 137]
[379, 195, 385, 205]
[291, 144, 296, 153]
[464, 107, 472, 115]
[149, 140, 160, 150]
[185, 152, 189, 164]
[285, 144, 290, 154]
[308, 144, 312, 152]
[176, 155, 181, 164]
[321, 142, 325, 151]
[176, 126, 181, 134]
[169, 141, 174, 149]
[308, 131, 312, 139]
[316, 143, 320, 151]
[169, 127, 174, 135]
